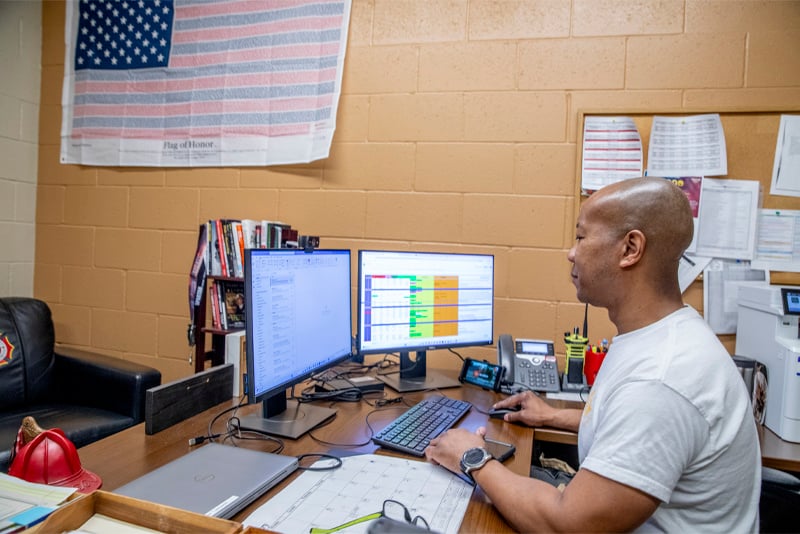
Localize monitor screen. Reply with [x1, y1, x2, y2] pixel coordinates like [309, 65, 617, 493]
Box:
[357, 250, 494, 392]
[781, 287, 800, 316]
[240, 248, 352, 439]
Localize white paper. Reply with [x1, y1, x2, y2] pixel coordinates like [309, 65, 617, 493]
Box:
[0, 473, 76, 523]
[647, 114, 727, 177]
[581, 116, 644, 192]
[679, 253, 712, 294]
[703, 260, 768, 334]
[244, 454, 472, 534]
[751, 209, 800, 272]
[770, 114, 800, 197]
[694, 178, 760, 260]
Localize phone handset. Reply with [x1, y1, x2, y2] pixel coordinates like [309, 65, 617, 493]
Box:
[497, 334, 560, 394]
[497, 334, 516, 386]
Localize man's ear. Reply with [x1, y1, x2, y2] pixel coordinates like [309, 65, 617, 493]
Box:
[619, 230, 645, 268]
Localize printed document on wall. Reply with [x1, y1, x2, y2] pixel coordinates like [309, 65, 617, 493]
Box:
[581, 116, 643, 194]
[770, 115, 800, 197]
[646, 114, 727, 177]
[751, 209, 800, 272]
[694, 178, 760, 260]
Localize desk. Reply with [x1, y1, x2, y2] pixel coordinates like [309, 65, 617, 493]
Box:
[77, 383, 532, 532]
[531, 407, 800, 474]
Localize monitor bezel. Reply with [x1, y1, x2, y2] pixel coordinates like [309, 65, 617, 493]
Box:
[356, 249, 495, 357]
[243, 248, 354, 408]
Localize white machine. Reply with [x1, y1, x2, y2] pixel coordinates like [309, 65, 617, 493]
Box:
[736, 285, 800, 443]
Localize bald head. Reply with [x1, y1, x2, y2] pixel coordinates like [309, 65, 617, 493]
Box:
[588, 177, 694, 264]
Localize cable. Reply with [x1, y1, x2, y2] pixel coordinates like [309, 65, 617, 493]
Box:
[296, 453, 343, 471]
[188, 433, 223, 446]
[447, 348, 465, 361]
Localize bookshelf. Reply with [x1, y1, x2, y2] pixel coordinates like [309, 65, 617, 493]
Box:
[191, 219, 305, 372]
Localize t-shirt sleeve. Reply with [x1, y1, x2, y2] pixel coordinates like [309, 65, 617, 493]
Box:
[579, 380, 709, 503]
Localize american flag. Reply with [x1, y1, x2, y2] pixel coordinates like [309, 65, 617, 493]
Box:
[62, 0, 351, 166]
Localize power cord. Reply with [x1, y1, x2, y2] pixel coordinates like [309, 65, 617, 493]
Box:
[188, 433, 223, 446]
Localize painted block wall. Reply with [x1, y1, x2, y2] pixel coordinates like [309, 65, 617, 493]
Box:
[0, 1, 41, 297]
[36, 0, 800, 382]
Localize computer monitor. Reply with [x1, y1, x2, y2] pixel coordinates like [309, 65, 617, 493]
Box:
[239, 248, 353, 439]
[357, 250, 494, 392]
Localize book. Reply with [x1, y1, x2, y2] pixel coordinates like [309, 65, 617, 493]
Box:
[214, 219, 228, 277]
[209, 281, 222, 329]
[220, 280, 246, 329]
[233, 221, 245, 278]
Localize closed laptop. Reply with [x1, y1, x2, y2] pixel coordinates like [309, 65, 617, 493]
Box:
[114, 442, 298, 518]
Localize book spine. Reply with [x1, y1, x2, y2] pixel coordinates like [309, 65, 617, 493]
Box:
[215, 219, 228, 277]
[210, 280, 221, 329]
[234, 221, 245, 278]
[218, 280, 228, 329]
[222, 220, 237, 278]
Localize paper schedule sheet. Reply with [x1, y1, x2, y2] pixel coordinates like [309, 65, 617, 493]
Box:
[581, 116, 644, 193]
[243, 454, 473, 534]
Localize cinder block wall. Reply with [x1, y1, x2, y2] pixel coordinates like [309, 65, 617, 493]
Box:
[0, 1, 41, 297]
[36, 1, 800, 382]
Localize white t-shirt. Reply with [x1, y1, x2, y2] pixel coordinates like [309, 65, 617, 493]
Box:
[578, 306, 761, 533]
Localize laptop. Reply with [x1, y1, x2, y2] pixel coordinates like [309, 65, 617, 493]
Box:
[114, 442, 298, 518]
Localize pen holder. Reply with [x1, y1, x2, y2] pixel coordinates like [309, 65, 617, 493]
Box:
[584, 348, 606, 386]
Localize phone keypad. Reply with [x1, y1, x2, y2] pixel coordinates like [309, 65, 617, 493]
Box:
[516, 357, 559, 391]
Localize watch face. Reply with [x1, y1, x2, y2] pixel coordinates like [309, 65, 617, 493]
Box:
[465, 448, 487, 464]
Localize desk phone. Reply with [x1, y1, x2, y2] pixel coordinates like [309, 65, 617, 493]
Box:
[498, 335, 560, 393]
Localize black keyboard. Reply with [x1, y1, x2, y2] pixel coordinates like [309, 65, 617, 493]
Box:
[373, 396, 472, 456]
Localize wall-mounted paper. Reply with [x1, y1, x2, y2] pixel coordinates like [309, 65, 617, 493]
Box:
[679, 253, 712, 294]
[770, 114, 800, 198]
[647, 114, 727, 177]
[694, 178, 760, 260]
[751, 209, 800, 272]
[581, 116, 643, 194]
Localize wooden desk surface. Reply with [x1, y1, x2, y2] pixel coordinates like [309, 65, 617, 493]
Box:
[531, 406, 800, 474]
[78, 383, 530, 532]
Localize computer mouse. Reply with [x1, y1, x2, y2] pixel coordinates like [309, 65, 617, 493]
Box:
[488, 407, 520, 419]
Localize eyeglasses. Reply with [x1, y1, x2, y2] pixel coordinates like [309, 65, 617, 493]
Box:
[309, 499, 430, 533]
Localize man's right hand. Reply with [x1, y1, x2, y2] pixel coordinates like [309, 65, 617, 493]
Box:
[492, 390, 585, 432]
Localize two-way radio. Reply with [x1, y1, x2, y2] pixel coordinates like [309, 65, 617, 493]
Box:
[562, 303, 589, 391]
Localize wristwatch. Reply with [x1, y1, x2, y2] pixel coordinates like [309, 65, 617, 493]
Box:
[460, 447, 493, 482]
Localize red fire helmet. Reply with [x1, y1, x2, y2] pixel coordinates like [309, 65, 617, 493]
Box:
[8, 428, 102, 493]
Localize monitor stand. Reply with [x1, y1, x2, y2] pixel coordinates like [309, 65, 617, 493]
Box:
[376, 351, 460, 393]
[238, 394, 336, 439]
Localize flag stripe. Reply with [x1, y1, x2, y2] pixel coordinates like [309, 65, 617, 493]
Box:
[73, 108, 332, 129]
[168, 43, 342, 68]
[74, 68, 338, 94]
[172, 16, 343, 43]
[73, 82, 336, 106]
[73, 123, 313, 139]
[73, 94, 336, 117]
[175, 0, 344, 20]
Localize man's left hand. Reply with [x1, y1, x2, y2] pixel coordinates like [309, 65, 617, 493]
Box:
[425, 427, 487, 474]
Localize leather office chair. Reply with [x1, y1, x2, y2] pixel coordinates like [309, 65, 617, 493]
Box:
[0, 297, 161, 471]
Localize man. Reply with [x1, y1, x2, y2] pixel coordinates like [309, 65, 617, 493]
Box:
[425, 177, 761, 532]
